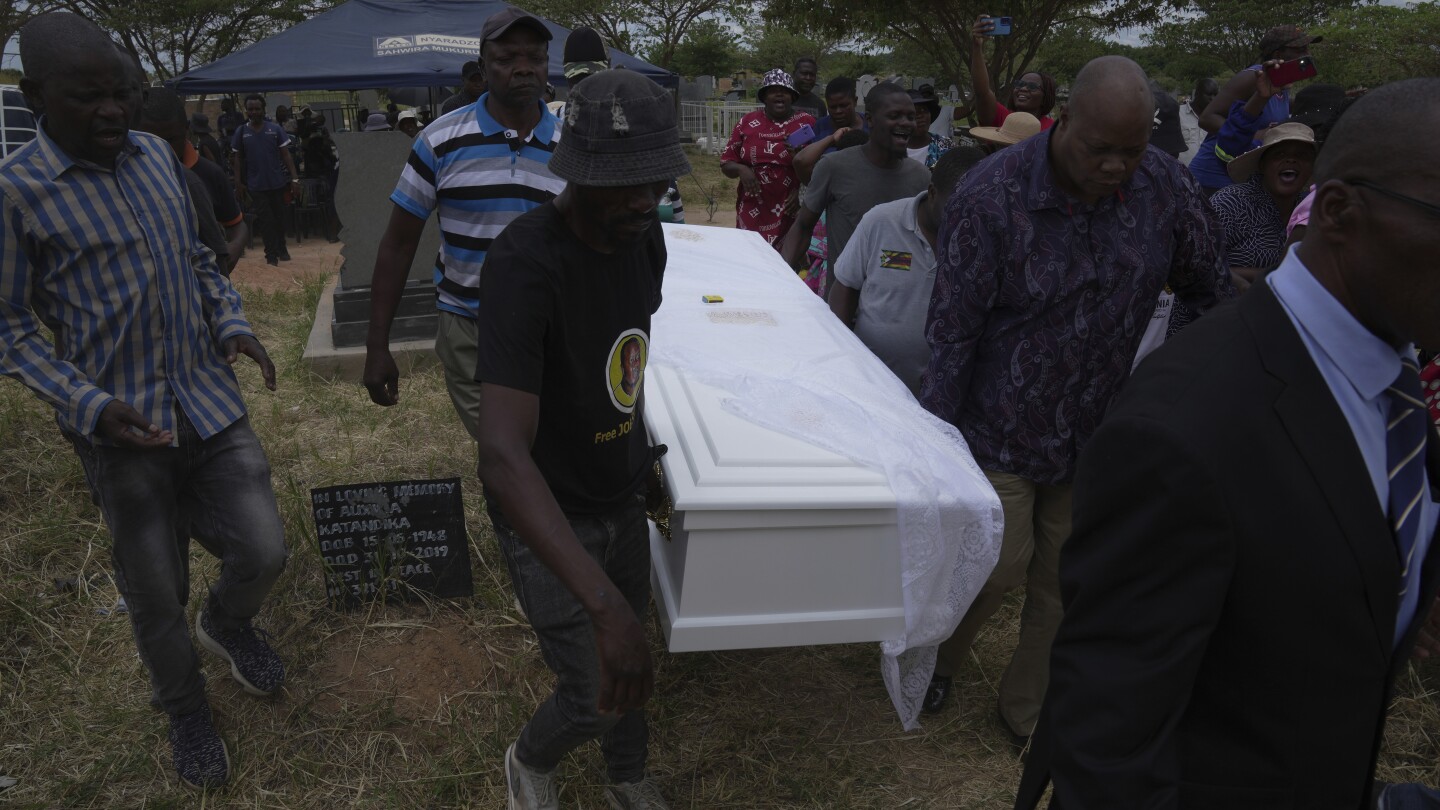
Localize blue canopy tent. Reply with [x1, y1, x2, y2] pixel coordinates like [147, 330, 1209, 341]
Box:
[169, 0, 675, 92]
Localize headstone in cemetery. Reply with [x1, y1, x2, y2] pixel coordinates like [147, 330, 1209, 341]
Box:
[696, 75, 716, 99]
[331, 131, 443, 347]
[857, 74, 878, 107]
[312, 478, 473, 608]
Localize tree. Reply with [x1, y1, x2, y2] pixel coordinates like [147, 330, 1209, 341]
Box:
[666, 17, 741, 77]
[762, 0, 1169, 96]
[62, 0, 333, 79]
[1035, 23, 1228, 90]
[525, 0, 642, 55]
[0, 0, 53, 65]
[529, 0, 748, 69]
[743, 23, 838, 75]
[1145, 0, 1361, 74]
[1317, 2, 1440, 87]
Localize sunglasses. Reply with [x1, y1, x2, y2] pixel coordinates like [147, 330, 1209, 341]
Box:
[1350, 179, 1440, 219]
[1013, 80, 1042, 91]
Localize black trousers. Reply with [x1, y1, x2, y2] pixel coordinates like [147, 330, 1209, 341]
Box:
[252, 188, 288, 260]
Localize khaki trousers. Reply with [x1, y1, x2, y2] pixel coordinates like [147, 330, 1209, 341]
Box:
[934, 470, 1073, 737]
[434, 310, 482, 442]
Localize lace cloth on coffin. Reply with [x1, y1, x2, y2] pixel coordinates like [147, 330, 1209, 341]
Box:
[651, 224, 1003, 730]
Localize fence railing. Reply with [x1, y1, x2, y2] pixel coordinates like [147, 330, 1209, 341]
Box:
[680, 101, 761, 154]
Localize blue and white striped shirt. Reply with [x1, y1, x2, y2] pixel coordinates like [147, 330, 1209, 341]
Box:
[390, 94, 564, 319]
[0, 125, 254, 445]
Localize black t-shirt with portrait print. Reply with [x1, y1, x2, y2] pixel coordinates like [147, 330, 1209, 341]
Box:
[474, 200, 665, 517]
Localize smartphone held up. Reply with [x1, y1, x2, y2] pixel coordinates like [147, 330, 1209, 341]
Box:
[983, 15, 1013, 36]
[1264, 55, 1319, 88]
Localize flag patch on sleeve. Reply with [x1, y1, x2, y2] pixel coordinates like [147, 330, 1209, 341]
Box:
[879, 250, 913, 271]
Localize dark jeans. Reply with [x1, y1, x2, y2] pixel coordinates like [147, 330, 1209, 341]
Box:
[251, 187, 288, 260]
[66, 413, 288, 715]
[491, 497, 651, 783]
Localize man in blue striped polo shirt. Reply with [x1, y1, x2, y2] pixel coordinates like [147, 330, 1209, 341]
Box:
[0, 13, 287, 790]
[364, 7, 565, 440]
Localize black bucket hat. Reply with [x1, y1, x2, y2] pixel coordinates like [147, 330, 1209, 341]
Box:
[548, 70, 691, 187]
[907, 89, 939, 120]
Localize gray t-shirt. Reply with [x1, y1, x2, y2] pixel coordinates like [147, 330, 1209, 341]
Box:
[832, 192, 936, 396]
[804, 147, 930, 290]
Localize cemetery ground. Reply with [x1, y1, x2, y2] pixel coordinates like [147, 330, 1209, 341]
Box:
[3, 150, 1440, 807]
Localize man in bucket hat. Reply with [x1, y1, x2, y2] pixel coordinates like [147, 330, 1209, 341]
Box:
[473, 68, 689, 810]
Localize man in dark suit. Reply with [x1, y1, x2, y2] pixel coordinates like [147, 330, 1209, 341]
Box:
[1016, 77, 1440, 810]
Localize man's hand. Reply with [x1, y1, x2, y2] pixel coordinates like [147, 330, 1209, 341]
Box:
[97, 400, 172, 448]
[223, 334, 277, 390]
[736, 165, 760, 197]
[591, 600, 654, 714]
[363, 348, 400, 406]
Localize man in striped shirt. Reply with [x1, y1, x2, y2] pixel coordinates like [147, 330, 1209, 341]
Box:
[364, 7, 566, 440]
[0, 13, 287, 790]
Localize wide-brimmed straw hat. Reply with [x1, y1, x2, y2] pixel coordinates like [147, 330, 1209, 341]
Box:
[756, 68, 798, 102]
[362, 112, 392, 131]
[1226, 122, 1317, 182]
[970, 112, 1041, 146]
[548, 69, 692, 187]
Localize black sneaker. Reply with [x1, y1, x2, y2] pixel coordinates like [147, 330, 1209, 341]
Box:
[168, 704, 229, 789]
[922, 674, 953, 714]
[277, 252, 292, 261]
[196, 609, 285, 696]
[265, 256, 278, 266]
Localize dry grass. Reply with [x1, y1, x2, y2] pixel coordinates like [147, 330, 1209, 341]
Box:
[3, 256, 1440, 808]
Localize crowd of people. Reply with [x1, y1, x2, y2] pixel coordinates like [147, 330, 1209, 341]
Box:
[3, 5, 1440, 810]
[717, 20, 1440, 810]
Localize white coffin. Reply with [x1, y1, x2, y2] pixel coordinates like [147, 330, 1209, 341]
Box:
[645, 363, 905, 651]
[643, 225, 918, 652]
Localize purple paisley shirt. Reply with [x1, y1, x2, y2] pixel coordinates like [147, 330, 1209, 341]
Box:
[920, 131, 1234, 485]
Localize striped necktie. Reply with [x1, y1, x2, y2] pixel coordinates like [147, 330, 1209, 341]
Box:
[1387, 357, 1430, 594]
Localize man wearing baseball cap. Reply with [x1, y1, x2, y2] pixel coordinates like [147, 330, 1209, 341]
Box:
[474, 68, 689, 810]
[365, 7, 564, 446]
[441, 59, 486, 114]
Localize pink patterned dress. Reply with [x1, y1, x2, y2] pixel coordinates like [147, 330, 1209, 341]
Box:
[719, 109, 816, 248]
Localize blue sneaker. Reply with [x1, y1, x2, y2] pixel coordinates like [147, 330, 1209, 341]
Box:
[168, 704, 229, 789]
[196, 609, 285, 696]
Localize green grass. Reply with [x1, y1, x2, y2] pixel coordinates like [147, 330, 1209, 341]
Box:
[2, 270, 1439, 807]
[679, 144, 733, 225]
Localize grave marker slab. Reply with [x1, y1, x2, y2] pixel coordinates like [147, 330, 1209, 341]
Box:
[312, 478, 472, 608]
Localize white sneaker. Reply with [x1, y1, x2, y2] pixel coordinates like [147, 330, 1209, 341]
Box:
[505, 742, 558, 810]
[605, 777, 670, 810]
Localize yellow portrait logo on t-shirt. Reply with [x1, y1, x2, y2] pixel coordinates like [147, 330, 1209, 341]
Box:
[605, 328, 648, 414]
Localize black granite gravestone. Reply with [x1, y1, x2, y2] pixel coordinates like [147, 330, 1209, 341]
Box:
[311, 477, 472, 608]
